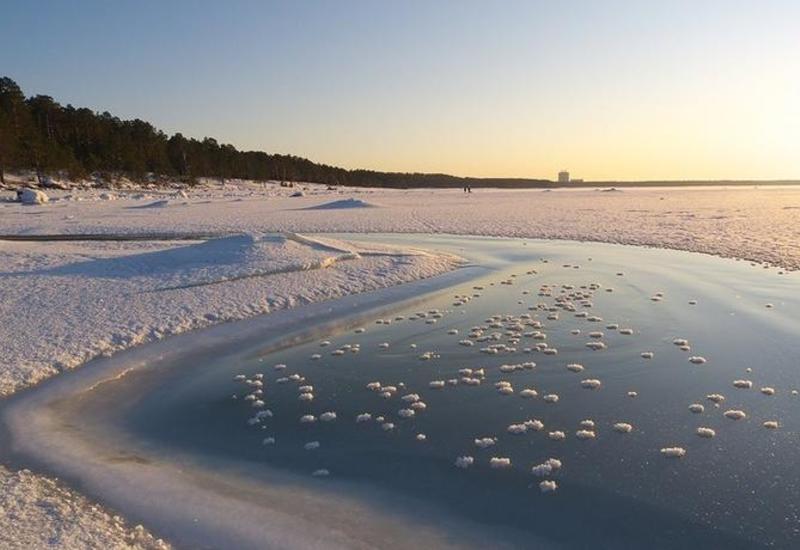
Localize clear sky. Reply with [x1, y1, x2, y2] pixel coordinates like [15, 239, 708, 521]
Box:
[2, 0, 799, 180]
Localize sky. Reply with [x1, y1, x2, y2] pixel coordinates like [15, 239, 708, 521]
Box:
[2, 0, 799, 181]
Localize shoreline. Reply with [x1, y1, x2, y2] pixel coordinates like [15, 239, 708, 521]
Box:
[1, 263, 495, 549]
[2, 184, 799, 272]
[4, 235, 795, 548]
[0, 233, 796, 548]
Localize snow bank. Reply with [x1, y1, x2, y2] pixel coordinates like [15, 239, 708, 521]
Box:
[303, 198, 379, 210]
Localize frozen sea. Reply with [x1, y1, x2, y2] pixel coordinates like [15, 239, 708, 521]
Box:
[11, 235, 800, 549]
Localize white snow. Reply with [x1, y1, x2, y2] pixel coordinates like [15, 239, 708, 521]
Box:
[3, 183, 800, 272]
[489, 457, 512, 469]
[724, 409, 747, 420]
[696, 427, 716, 438]
[0, 467, 168, 549]
[613, 423, 633, 433]
[660, 447, 687, 458]
[580, 379, 602, 390]
[539, 480, 558, 493]
[531, 463, 553, 477]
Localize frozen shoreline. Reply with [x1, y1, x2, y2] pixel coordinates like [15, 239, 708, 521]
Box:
[0, 232, 461, 397]
[1, 263, 512, 550]
[3, 182, 799, 270]
[5, 235, 792, 549]
[1, 180, 798, 548]
[0, 229, 461, 548]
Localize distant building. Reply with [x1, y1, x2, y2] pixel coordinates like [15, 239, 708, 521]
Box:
[558, 170, 570, 184]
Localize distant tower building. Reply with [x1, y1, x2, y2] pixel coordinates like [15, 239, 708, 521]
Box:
[558, 170, 570, 184]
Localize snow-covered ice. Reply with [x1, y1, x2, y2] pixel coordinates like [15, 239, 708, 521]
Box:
[0, 232, 459, 396]
[3, 183, 800, 271]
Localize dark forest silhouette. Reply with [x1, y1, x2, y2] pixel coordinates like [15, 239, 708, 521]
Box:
[0, 77, 553, 189]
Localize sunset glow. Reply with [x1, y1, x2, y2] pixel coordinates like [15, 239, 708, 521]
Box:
[3, 1, 798, 180]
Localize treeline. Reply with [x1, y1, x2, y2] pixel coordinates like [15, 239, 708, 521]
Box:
[0, 76, 552, 188]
